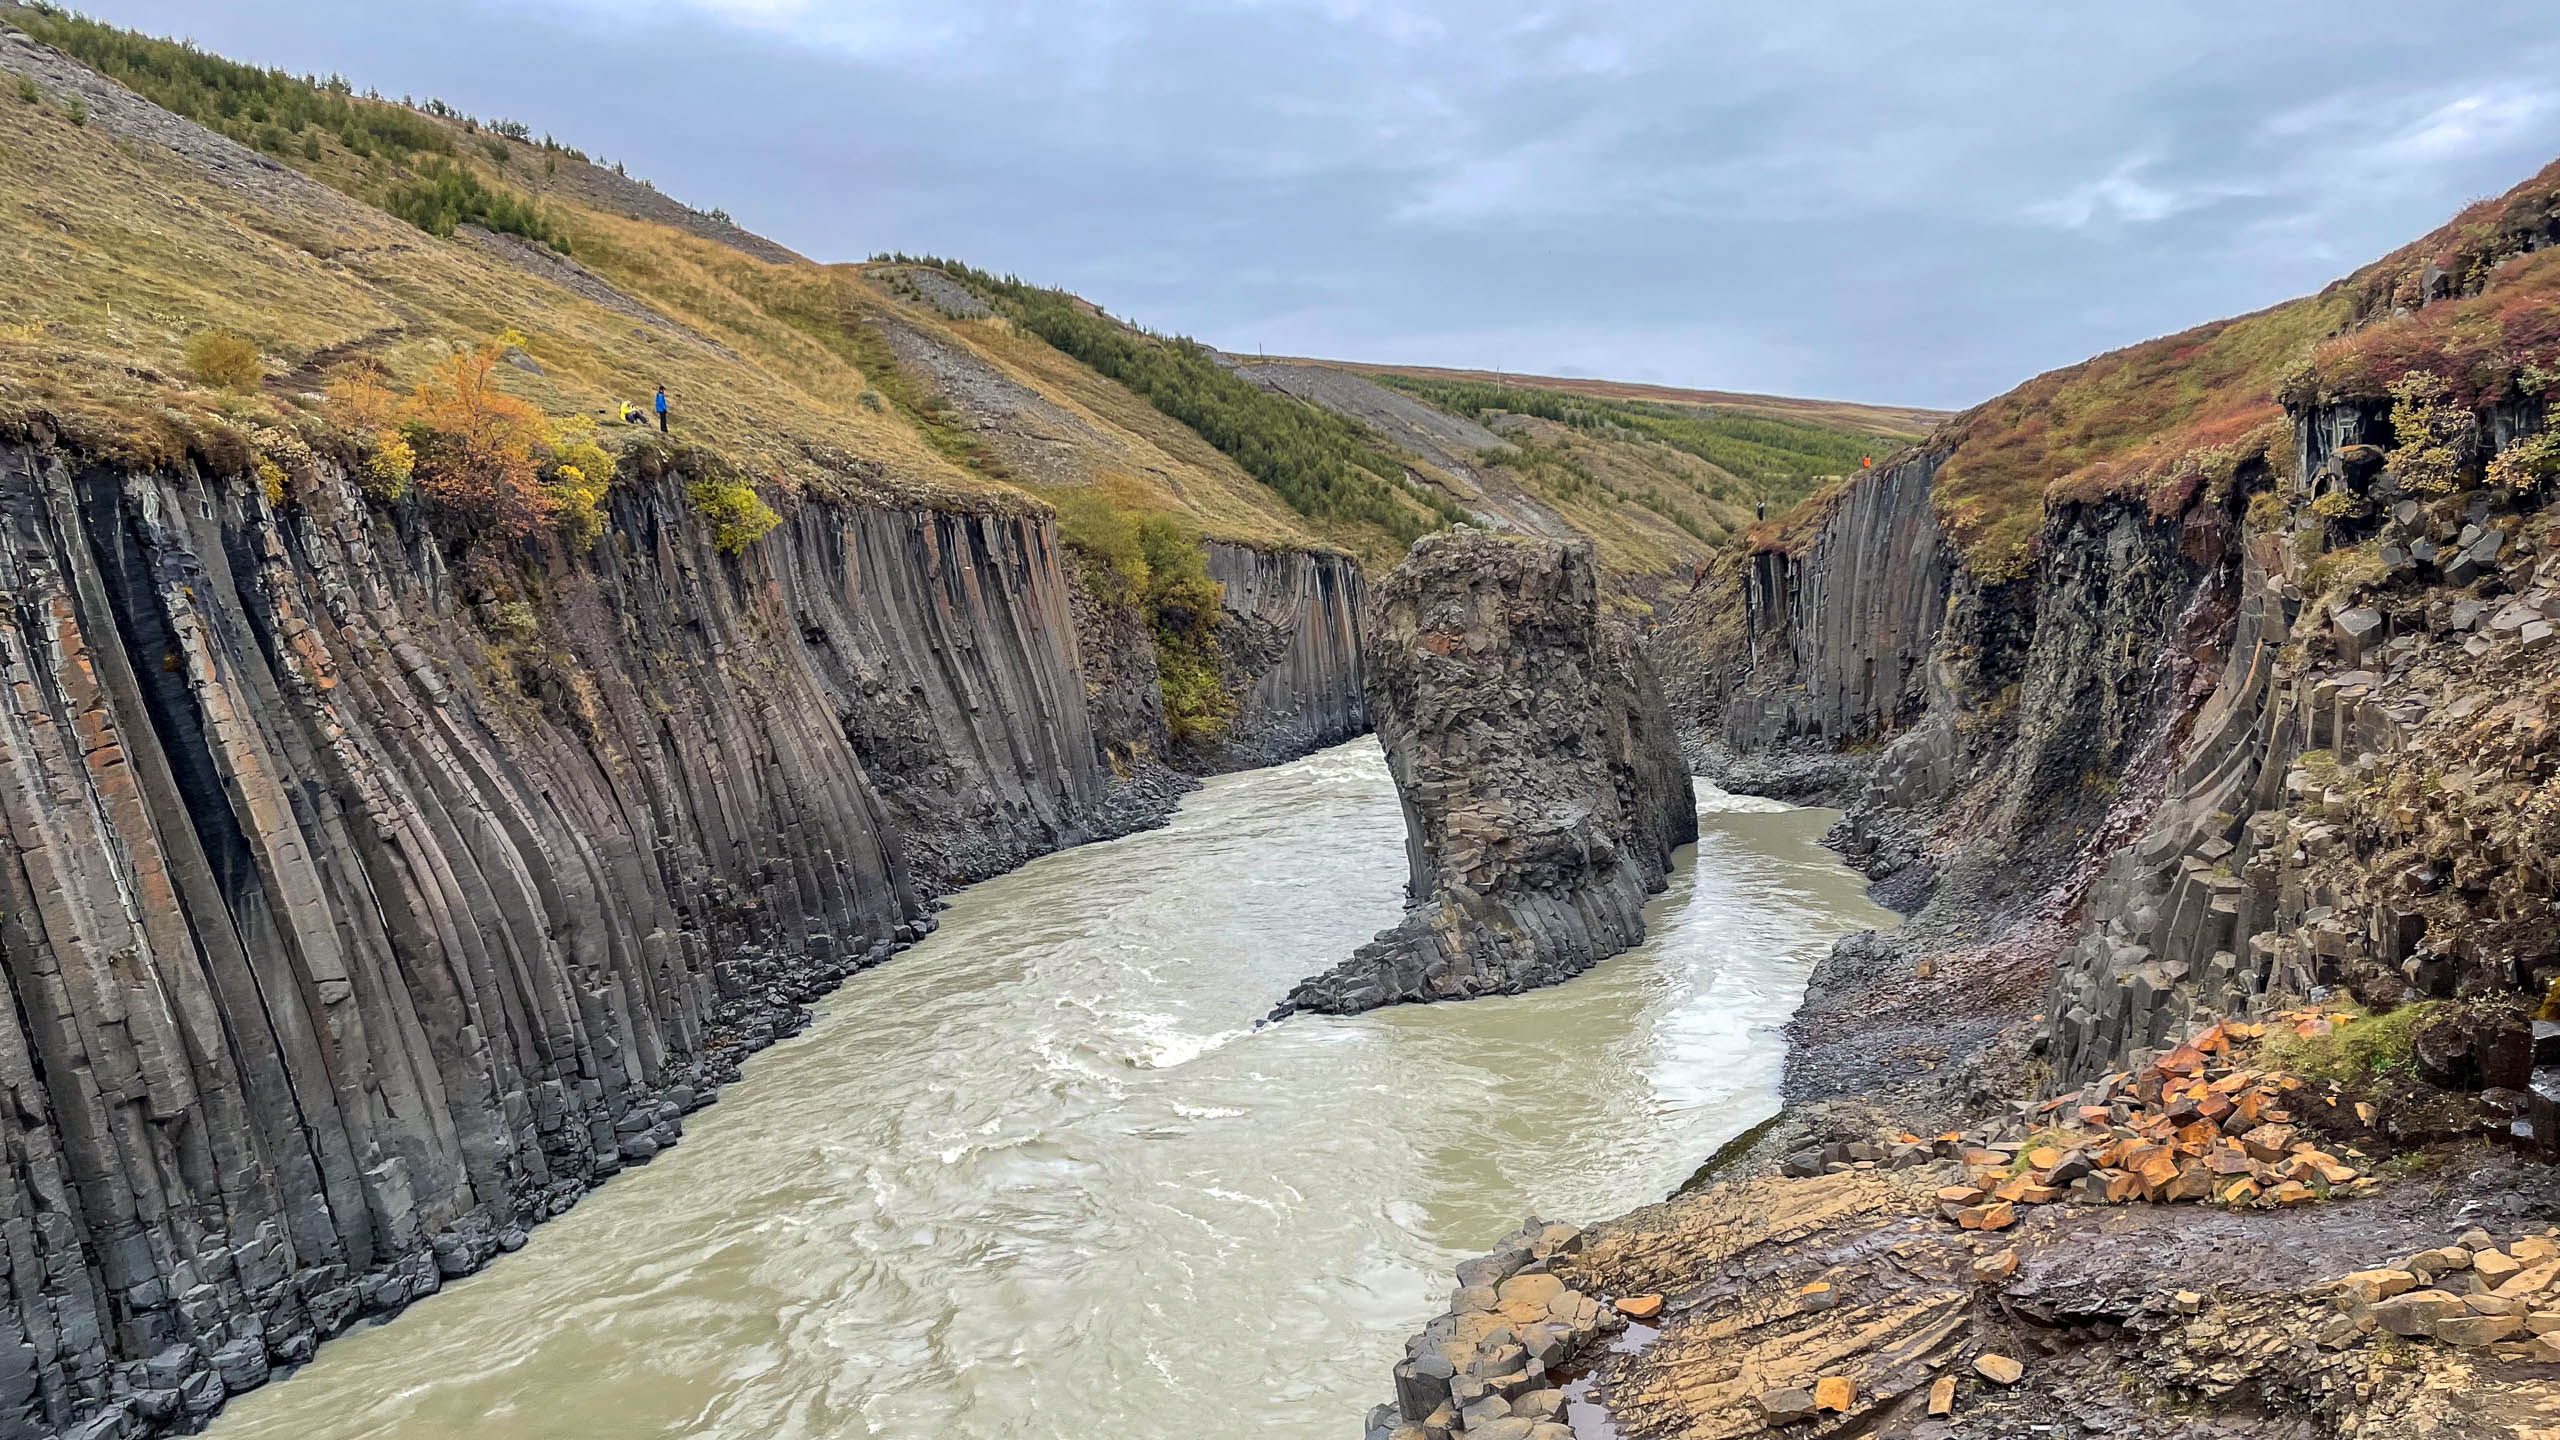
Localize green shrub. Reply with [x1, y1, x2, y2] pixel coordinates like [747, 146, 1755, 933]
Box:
[2488, 428, 2560, 494]
[480, 134, 509, 167]
[2258, 1001, 2443, 1086]
[183, 329, 262, 390]
[16, 78, 38, 105]
[896, 258, 1461, 545]
[1051, 488, 1150, 606]
[383, 161, 568, 252]
[10, 7, 455, 162]
[2385, 371, 2477, 496]
[1134, 517, 1235, 743]
[688, 476, 780, 554]
[63, 95, 86, 127]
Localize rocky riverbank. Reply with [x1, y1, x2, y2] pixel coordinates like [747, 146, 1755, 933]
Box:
[1275, 530, 1695, 1017]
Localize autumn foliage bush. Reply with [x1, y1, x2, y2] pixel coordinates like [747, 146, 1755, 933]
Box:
[328, 333, 615, 546]
[184, 329, 261, 390]
[686, 472, 781, 554]
[399, 336, 556, 536]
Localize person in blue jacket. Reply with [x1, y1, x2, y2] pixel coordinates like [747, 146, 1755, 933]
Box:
[654, 385, 669, 434]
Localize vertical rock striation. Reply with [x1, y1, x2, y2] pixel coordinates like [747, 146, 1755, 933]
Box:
[0, 440, 1368, 1440]
[1190, 542, 1369, 773]
[1274, 531, 1696, 1017]
[1721, 451, 1952, 755]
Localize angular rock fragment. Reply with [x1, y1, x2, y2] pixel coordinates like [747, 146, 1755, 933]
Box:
[1973, 1353, 2024, 1385]
[1758, 1386, 1818, 1425]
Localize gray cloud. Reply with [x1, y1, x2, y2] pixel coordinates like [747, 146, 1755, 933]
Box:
[66, 0, 2560, 408]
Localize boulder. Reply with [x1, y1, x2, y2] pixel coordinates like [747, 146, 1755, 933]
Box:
[1758, 1387, 1819, 1425]
[2374, 1290, 2467, 1337]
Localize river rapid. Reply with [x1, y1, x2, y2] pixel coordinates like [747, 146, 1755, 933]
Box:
[210, 740, 1895, 1440]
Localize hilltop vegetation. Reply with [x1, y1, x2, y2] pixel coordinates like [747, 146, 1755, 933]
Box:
[0, 0, 1937, 639]
[9, 2, 579, 252]
[877, 255, 1465, 547]
[1376, 372, 1888, 499]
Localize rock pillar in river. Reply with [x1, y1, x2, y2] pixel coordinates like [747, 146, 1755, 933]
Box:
[1274, 530, 1697, 1017]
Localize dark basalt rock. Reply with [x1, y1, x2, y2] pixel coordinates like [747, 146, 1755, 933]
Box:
[1275, 530, 1696, 1017]
[0, 439, 1367, 1440]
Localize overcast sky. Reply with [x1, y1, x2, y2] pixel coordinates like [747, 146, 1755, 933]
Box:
[68, 0, 2560, 410]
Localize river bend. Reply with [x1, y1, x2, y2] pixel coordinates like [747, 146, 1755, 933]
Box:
[211, 741, 1893, 1439]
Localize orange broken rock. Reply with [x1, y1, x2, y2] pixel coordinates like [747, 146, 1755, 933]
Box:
[2136, 1148, 2180, 1193]
[1937, 1185, 1985, 1206]
[1974, 1353, 2025, 1385]
[1814, 1376, 1855, 1412]
[1614, 1294, 1663, 1320]
[1928, 1375, 1956, 1416]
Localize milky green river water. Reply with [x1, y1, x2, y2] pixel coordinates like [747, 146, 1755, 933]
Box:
[210, 740, 1893, 1440]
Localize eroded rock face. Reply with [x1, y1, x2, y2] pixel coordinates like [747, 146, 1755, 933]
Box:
[1191, 542, 1369, 774]
[0, 441, 1364, 1440]
[1275, 531, 1696, 1017]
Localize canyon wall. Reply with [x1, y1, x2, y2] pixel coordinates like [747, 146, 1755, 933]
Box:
[1719, 452, 1952, 756]
[1276, 531, 1696, 1018]
[1672, 389, 2559, 1122]
[2042, 398, 2560, 1112]
[0, 441, 1366, 1440]
[1197, 543, 1369, 773]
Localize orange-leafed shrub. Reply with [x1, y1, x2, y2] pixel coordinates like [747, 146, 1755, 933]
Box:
[400, 335, 555, 539]
[324, 362, 416, 500]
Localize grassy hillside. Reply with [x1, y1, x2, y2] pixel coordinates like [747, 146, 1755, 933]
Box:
[1372, 372, 1892, 495]
[0, 1, 1939, 596]
[874, 257, 1464, 548]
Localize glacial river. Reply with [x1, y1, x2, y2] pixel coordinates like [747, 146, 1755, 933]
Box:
[211, 741, 1894, 1440]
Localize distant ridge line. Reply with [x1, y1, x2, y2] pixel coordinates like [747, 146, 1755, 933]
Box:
[1245, 355, 1948, 438]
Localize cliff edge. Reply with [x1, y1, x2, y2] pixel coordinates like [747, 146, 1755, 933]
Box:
[1274, 530, 1696, 1017]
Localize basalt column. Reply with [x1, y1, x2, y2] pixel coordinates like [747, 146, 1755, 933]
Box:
[1274, 530, 1696, 1017]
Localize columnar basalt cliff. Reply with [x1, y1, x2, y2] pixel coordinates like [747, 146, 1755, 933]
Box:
[1275, 531, 1696, 1018]
[1193, 543, 1369, 773]
[0, 437, 1368, 1440]
[1716, 452, 1952, 759]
